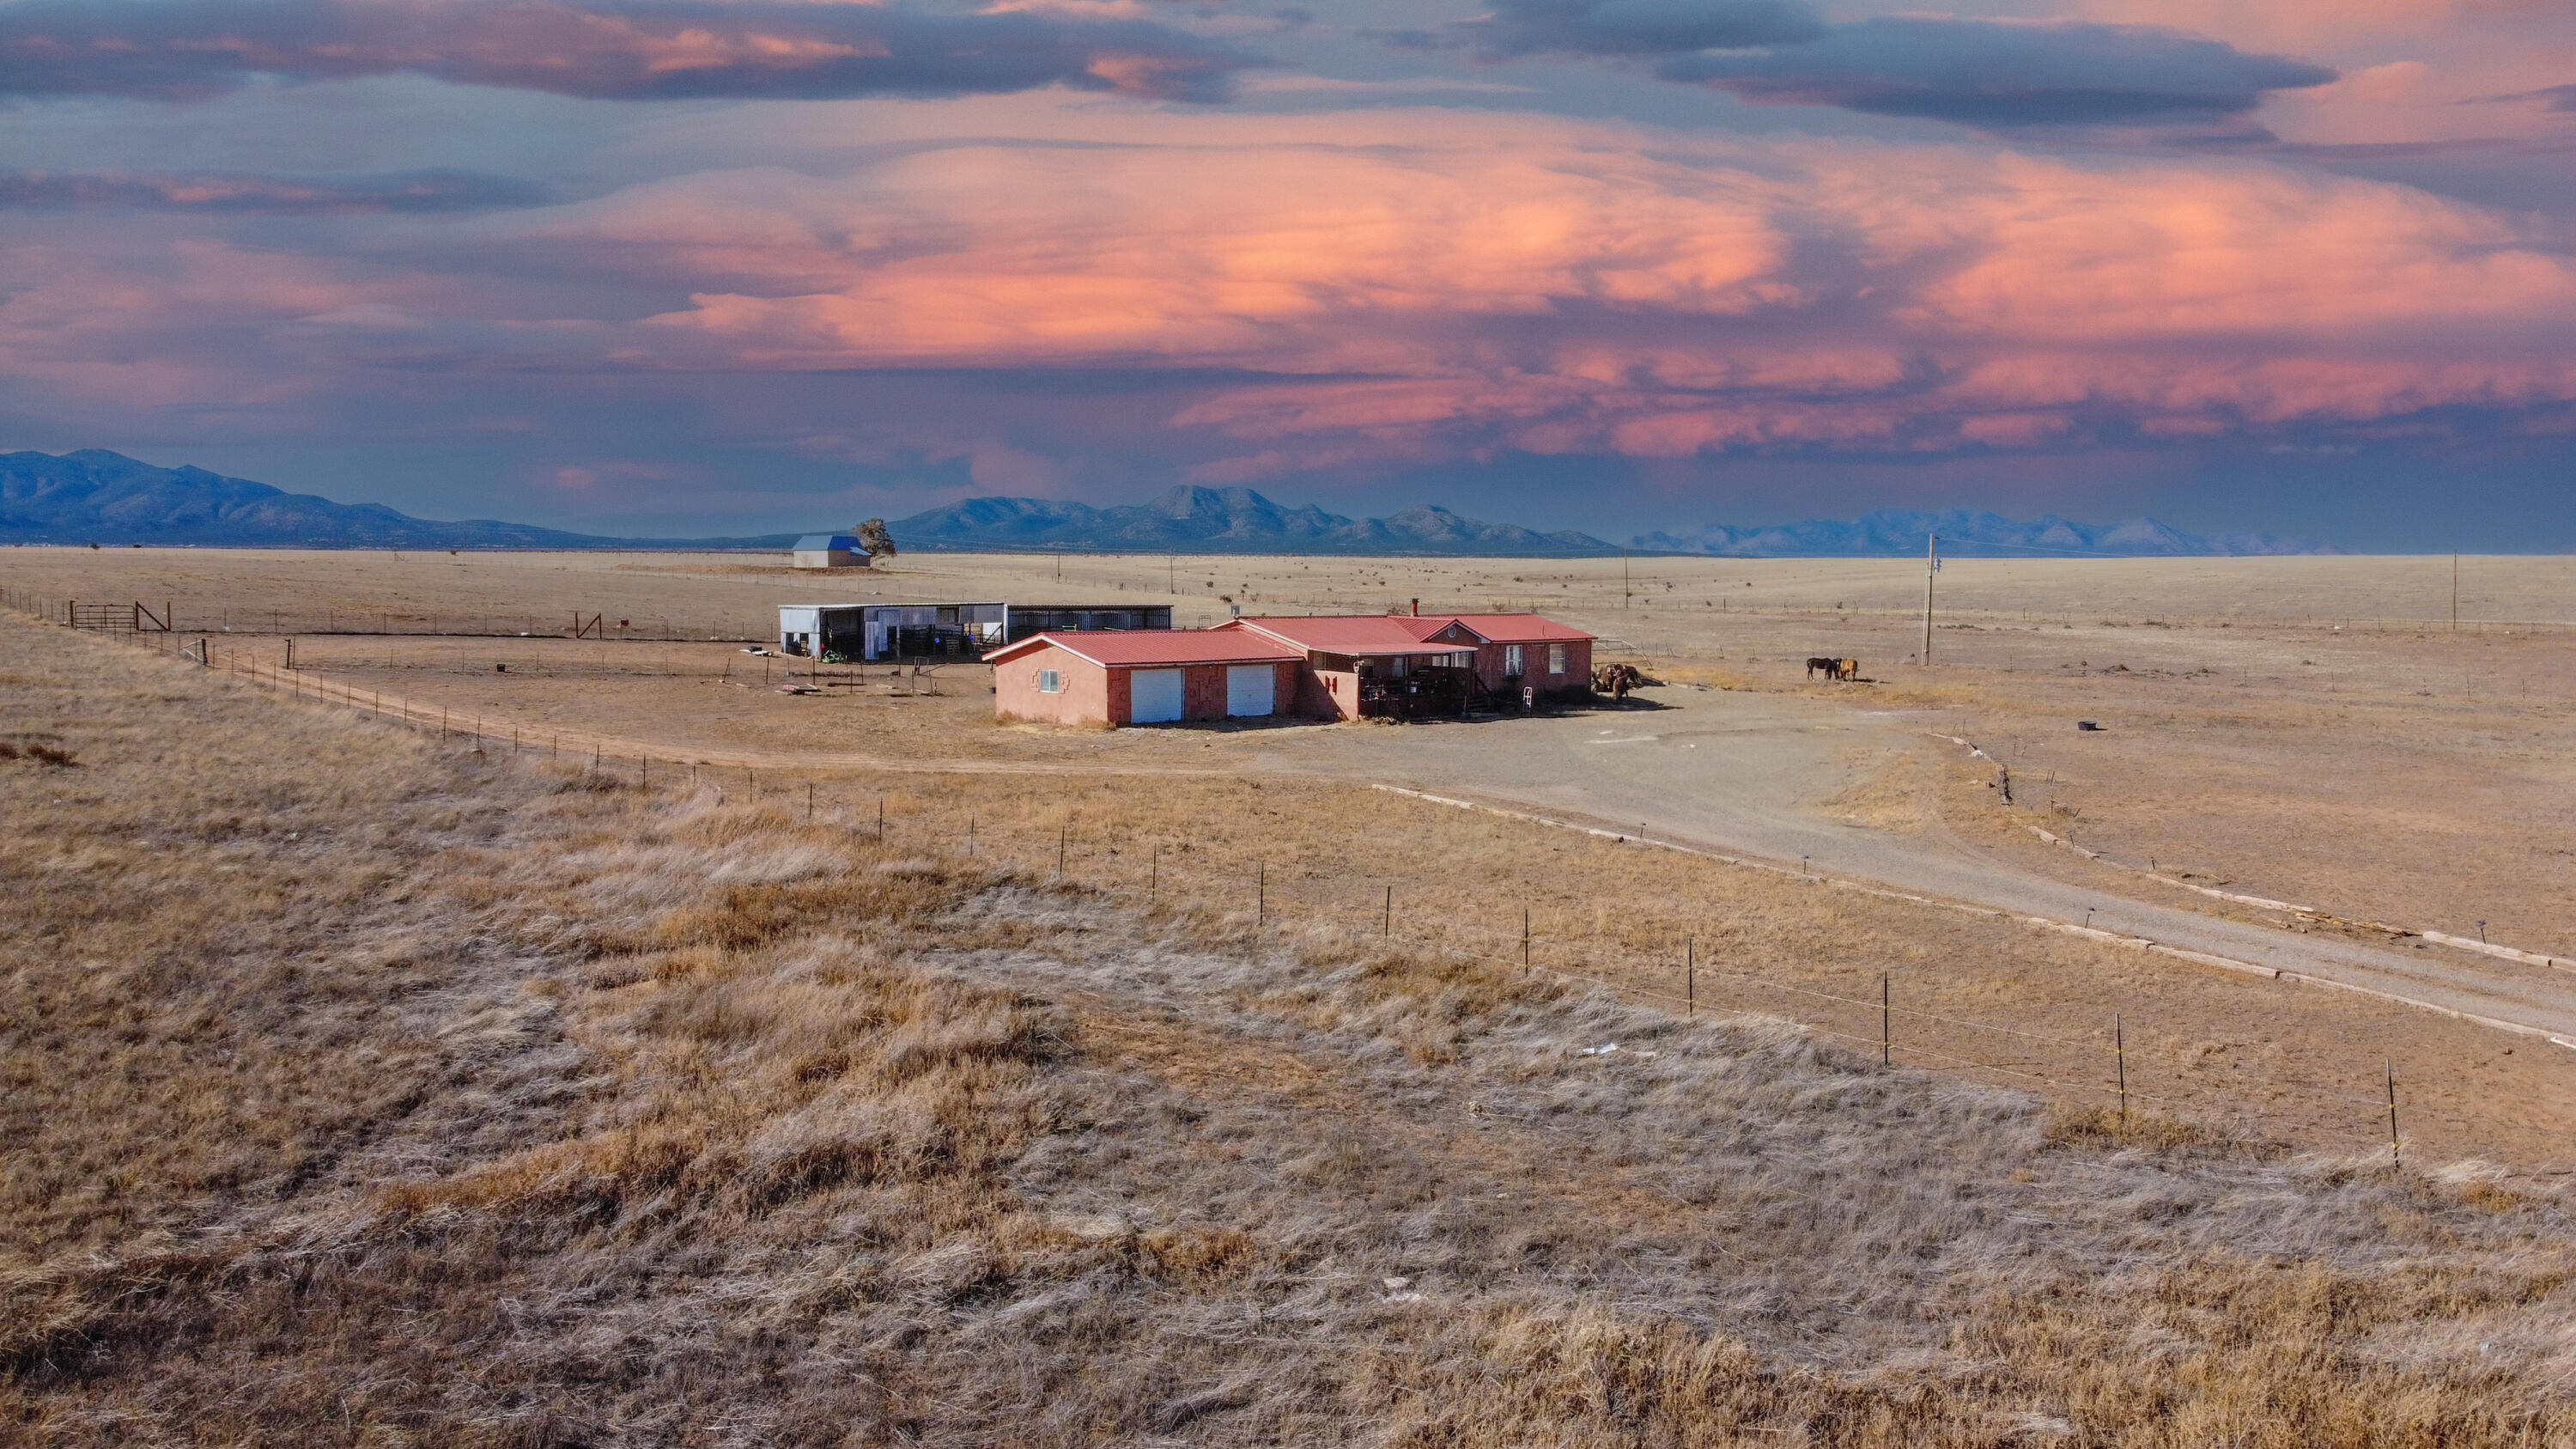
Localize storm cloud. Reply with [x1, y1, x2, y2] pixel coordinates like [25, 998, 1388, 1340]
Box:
[0, 169, 546, 214]
[1656, 18, 2336, 125]
[1452, 0, 1826, 58]
[0, 0, 1249, 105]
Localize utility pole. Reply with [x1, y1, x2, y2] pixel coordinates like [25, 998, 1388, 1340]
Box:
[2451, 553, 2458, 633]
[1623, 552, 1631, 609]
[1921, 533, 1936, 665]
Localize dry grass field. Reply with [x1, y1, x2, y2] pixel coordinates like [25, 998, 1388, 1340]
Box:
[12, 612, 2576, 1445]
[5, 547, 2576, 1161]
[5, 545, 2570, 953]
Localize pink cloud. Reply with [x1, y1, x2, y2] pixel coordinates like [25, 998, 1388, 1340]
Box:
[9, 102, 2573, 478]
[523, 115, 2576, 467]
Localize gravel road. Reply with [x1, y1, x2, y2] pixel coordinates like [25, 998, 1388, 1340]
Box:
[1242, 685, 2576, 1044]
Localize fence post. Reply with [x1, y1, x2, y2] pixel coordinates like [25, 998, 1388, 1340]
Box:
[2116, 1015, 2128, 1123]
[1059, 822, 1066, 874]
[2387, 1059, 2401, 1167]
[1686, 936, 1694, 1015]
[807, 782, 814, 822]
[878, 797, 884, 842]
[1151, 844, 1158, 900]
[1383, 885, 1391, 939]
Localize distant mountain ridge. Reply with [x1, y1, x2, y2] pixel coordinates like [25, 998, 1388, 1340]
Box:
[0, 448, 786, 548]
[1, 449, 2330, 557]
[890, 486, 1619, 557]
[1635, 509, 2330, 557]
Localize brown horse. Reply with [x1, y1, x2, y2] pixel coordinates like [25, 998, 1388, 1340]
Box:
[1806, 656, 1838, 679]
[1836, 658, 1860, 681]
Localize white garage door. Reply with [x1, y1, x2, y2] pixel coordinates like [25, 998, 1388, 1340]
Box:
[1224, 664, 1275, 716]
[1129, 668, 1184, 724]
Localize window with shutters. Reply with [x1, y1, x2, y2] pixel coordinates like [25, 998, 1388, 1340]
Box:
[1038, 668, 1062, 693]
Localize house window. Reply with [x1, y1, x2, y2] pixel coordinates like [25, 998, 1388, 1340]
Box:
[1504, 643, 1524, 675]
[1038, 668, 1063, 694]
[1547, 643, 1566, 674]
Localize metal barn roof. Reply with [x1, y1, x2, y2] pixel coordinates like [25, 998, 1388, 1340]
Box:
[793, 533, 860, 551]
[1400, 613, 1593, 643]
[985, 630, 1303, 669]
[1225, 616, 1475, 656]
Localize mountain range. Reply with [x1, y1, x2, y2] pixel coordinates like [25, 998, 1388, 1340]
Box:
[0, 448, 715, 549]
[1636, 510, 2331, 558]
[0, 448, 2330, 557]
[886, 487, 1616, 556]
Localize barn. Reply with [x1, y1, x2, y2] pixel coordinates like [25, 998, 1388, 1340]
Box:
[777, 602, 1005, 660]
[776, 601, 1176, 661]
[989, 630, 1303, 728]
[790, 533, 869, 570]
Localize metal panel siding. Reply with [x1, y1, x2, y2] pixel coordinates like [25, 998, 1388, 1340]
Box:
[1130, 668, 1184, 724]
[1225, 664, 1275, 716]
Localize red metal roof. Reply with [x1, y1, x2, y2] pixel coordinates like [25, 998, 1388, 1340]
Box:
[1224, 612, 1592, 653]
[1226, 616, 1478, 656]
[1403, 613, 1594, 644]
[986, 630, 1303, 668]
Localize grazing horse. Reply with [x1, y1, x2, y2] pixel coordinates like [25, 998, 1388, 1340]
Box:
[1806, 656, 1838, 680]
[1836, 658, 1860, 681]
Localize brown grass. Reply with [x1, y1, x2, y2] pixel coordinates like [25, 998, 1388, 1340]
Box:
[8, 618, 2576, 1446]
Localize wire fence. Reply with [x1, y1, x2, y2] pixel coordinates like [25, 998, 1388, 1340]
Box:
[8, 576, 2572, 643]
[0, 584, 762, 642]
[13, 600, 2549, 1173]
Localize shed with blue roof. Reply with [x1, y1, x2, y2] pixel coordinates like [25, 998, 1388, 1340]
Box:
[791, 533, 867, 569]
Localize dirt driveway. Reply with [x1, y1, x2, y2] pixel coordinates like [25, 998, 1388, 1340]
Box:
[1238, 686, 2576, 1044]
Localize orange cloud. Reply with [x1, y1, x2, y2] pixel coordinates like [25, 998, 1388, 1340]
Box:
[12, 102, 2571, 475]
[544, 110, 2576, 468]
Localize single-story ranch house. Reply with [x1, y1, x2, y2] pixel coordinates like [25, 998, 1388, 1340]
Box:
[989, 612, 1595, 728]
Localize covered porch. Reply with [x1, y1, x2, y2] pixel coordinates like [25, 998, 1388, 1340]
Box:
[1309, 647, 1485, 721]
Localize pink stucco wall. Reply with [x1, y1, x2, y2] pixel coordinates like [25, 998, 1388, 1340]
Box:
[994, 648, 1301, 728]
[993, 642, 1112, 727]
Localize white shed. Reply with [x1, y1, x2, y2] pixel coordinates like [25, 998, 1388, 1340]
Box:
[791, 533, 869, 569]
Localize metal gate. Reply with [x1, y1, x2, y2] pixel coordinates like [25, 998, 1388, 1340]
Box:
[69, 600, 171, 631]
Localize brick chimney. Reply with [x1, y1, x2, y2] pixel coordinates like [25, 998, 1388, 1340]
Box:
[1410, 598, 1419, 616]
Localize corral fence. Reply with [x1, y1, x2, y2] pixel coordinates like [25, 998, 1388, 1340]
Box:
[4, 595, 2538, 1177]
